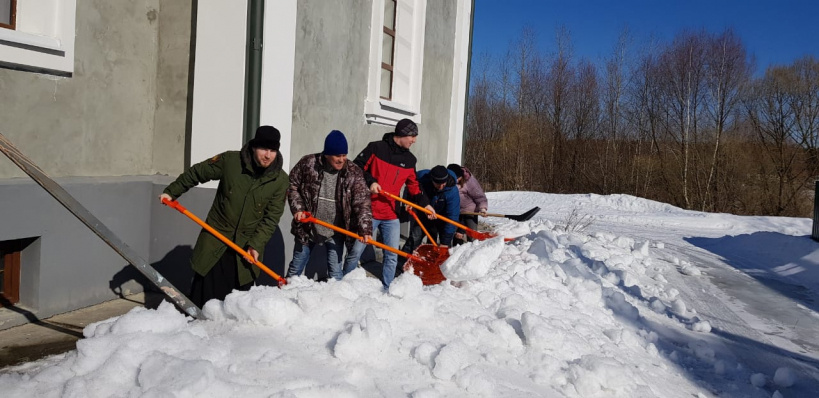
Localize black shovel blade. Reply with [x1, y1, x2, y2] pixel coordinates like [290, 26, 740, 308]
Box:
[508, 206, 540, 222]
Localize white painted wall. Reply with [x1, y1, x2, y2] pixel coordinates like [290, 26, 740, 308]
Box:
[447, 0, 472, 165]
[190, 1, 249, 188]
[260, 0, 297, 170]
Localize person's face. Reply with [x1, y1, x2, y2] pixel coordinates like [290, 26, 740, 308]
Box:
[394, 135, 417, 149]
[324, 154, 347, 170]
[433, 181, 447, 191]
[254, 147, 277, 168]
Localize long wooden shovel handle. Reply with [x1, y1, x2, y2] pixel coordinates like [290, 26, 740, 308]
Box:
[298, 212, 420, 262]
[461, 211, 502, 217]
[162, 198, 287, 285]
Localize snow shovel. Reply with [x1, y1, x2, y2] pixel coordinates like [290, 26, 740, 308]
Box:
[162, 198, 287, 286]
[298, 212, 448, 285]
[405, 208, 450, 283]
[380, 191, 503, 241]
[461, 206, 541, 222]
[407, 208, 439, 247]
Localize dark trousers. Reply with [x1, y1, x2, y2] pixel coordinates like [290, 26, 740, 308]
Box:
[190, 251, 253, 308]
[453, 214, 478, 246]
[401, 218, 447, 254]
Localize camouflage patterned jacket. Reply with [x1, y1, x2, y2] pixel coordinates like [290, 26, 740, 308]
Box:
[287, 153, 372, 246]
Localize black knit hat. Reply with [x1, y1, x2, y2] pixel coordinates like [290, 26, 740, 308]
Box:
[394, 118, 418, 137]
[447, 163, 464, 178]
[430, 165, 449, 183]
[250, 125, 281, 150]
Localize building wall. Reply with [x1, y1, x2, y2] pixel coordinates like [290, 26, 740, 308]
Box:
[0, 1, 195, 329]
[0, 177, 182, 330]
[414, 0, 458, 168]
[289, 0, 458, 171]
[0, 0, 192, 179]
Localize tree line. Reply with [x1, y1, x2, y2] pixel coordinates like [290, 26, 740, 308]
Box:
[464, 27, 819, 217]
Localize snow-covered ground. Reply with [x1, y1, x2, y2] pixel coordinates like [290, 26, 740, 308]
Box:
[2, 192, 818, 397]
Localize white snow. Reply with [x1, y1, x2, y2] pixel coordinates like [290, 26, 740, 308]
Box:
[774, 367, 797, 387]
[2, 192, 819, 397]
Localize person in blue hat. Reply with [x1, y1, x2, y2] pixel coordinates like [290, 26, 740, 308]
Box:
[286, 130, 372, 281]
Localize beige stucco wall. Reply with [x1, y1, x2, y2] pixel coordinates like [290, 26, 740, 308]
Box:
[289, 0, 459, 170]
[0, 0, 191, 179]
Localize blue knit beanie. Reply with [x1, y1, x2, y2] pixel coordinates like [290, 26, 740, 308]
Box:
[323, 130, 348, 155]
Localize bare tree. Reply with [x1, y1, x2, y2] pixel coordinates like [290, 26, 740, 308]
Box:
[701, 29, 751, 211]
[543, 25, 574, 191]
[568, 59, 600, 190]
[465, 26, 816, 217]
[600, 28, 631, 193]
[744, 66, 807, 215]
[656, 31, 708, 208]
[790, 56, 819, 170]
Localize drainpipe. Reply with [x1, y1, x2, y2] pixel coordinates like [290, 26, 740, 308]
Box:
[243, 0, 264, 144]
[461, 0, 475, 162]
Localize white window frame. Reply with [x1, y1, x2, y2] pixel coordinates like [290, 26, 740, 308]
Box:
[0, 0, 76, 75]
[364, 0, 426, 126]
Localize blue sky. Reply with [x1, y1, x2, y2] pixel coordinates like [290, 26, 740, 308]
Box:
[471, 0, 819, 73]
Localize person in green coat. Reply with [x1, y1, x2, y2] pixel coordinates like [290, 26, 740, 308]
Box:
[159, 126, 288, 307]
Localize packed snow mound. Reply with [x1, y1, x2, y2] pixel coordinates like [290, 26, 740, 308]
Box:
[1, 227, 717, 397]
[487, 191, 811, 237]
[491, 191, 696, 216]
[583, 193, 696, 215]
[1, 192, 816, 397]
[440, 236, 505, 281]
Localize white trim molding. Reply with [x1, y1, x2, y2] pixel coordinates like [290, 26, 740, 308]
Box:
[447, 0, 472, 164]
[189, 1, 249, 188]
[364, 0, 427, 126]
[260, 0, 297, 170]
[0, 0, 76, 74]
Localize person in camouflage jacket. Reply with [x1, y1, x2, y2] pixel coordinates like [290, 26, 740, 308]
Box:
[287, 130, 372, 281]
[160, 126, 288, 307]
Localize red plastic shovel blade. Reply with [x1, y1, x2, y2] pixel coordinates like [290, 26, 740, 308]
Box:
[405, 244, 449, 285]
[466, 229, 497, 241]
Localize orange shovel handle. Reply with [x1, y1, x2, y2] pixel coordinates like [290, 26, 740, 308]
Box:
[381, 190, 513, 242]
[162, 198, 286, 285]
[298, 212, 421, 262]
[380, 191, 473, 231]
[408, 208, 438, 247]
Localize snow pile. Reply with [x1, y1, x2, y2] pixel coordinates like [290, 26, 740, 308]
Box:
[1, 192, 817, 397]
[440, 236, 505, 281]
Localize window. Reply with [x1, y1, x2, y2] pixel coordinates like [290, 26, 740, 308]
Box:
[0, 0, 15, 30]
[0, 240, 22, 306]
[0, 0, 76, 75]
[380, 0, 396, 100]
[365, 0, 427, 125]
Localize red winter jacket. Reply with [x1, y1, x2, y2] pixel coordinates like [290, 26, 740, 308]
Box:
[353, 133, 428, 220]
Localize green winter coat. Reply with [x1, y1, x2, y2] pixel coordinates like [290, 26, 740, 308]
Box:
[163, 145, 288, 285]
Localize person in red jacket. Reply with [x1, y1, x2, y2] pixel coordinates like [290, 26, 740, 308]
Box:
[346, 119, 433, 288]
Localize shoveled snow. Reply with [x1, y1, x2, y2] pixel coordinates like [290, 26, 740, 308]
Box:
[440, 236, 505, 281]
[1, 192, 818, 397]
